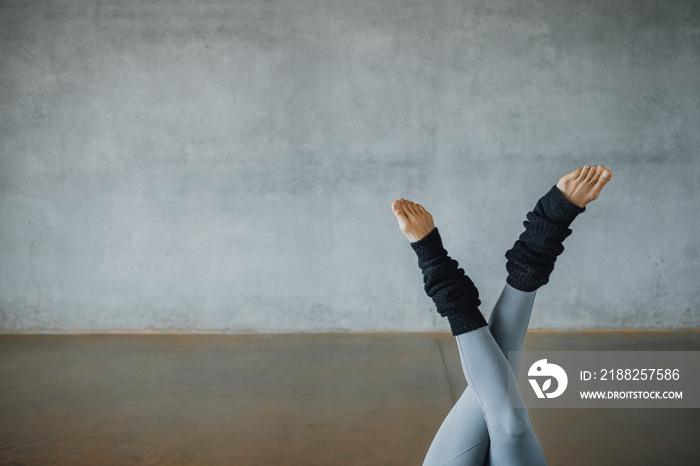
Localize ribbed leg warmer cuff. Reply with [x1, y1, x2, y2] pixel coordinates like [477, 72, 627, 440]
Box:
[505, 185, 585, 292]
[411, 228, 487, 336]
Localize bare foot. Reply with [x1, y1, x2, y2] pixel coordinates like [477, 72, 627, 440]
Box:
[556, 165, 612, 208]
[391, 198, 435, 242]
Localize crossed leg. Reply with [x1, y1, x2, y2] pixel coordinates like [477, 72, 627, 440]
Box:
[423, 286, 539, 466]
[392, 165, 612, 466]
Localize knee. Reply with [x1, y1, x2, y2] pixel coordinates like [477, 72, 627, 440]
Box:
[492, 409, 531, 440]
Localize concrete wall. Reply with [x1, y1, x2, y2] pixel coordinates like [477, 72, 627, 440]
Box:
[1, 0, 698, 333]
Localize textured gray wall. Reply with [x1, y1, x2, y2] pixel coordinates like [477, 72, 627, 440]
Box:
[1, 0, 698, 333]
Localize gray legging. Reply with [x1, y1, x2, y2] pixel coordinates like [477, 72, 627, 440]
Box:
[423, 284, 547, 466]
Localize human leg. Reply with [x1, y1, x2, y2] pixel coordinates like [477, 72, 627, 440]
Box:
[392, 166, 612, 466]
[393, 199, 542, 464]
[422, 390, 491, 466]
[484, 165, 613, 464]
[494, 165, 612, 379]
[393, 199, 491, 465]
[421, 285, 537, 466]
[404, 223, 545, 465]
[487, 285, 537, 377]
[455, 327, 546, 465]
[505, 165, 611, 292]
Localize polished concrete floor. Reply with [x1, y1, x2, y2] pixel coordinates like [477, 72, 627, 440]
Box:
[1, 331, 698, 465]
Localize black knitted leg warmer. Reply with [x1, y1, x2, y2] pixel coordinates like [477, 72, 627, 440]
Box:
[411, 228, 488, 336]
[505, 185, 586, 292]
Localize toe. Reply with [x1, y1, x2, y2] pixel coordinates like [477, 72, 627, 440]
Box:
[599, 169, 612, 184]
[404, 200, 416, 215]
[392, 200, 403, 215]
[562, 168, 581, 184]
[579, 165, 591, 179]
[585, 165, 599, 182]
[593, 165, 606, 182]
[417, 204, 432, 217]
